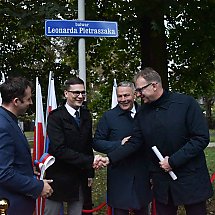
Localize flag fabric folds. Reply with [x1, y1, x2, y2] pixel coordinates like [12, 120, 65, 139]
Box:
[46, 71, 57, 123]
[33, 77, 46, 215]
[111, 78, 118, 109]
[0, 72, 6, 105]
[45, 71, 57, 152]
[33, 78, 45, 161]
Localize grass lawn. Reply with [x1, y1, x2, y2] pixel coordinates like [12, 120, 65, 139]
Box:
[210, 129, 215, 142]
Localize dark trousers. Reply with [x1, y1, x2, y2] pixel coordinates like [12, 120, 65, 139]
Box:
[156, 194, 207, 215]
[113, 205, 149, 215]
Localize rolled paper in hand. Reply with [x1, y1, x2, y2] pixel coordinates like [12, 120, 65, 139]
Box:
[152, 146, 177, 180]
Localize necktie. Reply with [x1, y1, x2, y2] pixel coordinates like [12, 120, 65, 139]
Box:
[74, 110, 80, 126]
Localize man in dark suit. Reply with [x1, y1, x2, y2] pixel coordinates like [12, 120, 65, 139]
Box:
[0, 77, 53, 215]
[93, 81, 151, 215]
[44, 77, 96, 215]
[99, 68, 213, 215]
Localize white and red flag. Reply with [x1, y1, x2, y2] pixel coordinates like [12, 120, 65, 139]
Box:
[0, 72, 6, 105]
[45, 71, 57, 152]
[33, 77, 45, 215]
[111, 78, 118, 109]
[46, 71, 57, 122]
[33, 77, 45, 161]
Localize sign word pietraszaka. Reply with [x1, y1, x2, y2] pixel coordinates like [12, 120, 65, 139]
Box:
[45, 20, 118, 38]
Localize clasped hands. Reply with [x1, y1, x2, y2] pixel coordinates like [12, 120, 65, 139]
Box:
[93, 155, 109, 170]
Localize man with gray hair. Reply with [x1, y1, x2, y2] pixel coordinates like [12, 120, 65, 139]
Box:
[93, 81, 151, 215]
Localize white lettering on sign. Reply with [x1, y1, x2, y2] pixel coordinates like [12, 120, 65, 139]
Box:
[47, 27, 115, 35]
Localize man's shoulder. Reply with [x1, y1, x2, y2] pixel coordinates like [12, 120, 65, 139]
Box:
[48, 106, 66, 118]
[170, 92, 195, 104]
[104, 106, 121, 116]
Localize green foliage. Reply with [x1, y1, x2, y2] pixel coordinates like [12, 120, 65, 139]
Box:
[167, 0, 215, 98]
[1, 0, 215, 121]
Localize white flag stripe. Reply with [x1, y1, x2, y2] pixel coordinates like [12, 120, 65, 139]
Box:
[35, 77, 45, 160]
[46, 71, 57, 124]
[111, 78, 118, 109]
[0, 72, 6, 106]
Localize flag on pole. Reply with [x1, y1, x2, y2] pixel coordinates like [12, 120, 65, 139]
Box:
[33, 77, 45, 215]
[111, 78, 118, 109]
[46, 71, 57, 123]
[0, 72, 6, 106]
[45, 71, 57, 152]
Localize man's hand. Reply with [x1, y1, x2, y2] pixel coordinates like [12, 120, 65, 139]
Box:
[93, 155, 109, 169]
[41, 179, 53, 198]
[33, 166, 40, 177]
[159, 156, 172, 172]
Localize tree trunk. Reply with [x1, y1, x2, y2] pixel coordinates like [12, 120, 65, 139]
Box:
[134, 1, 169, 89]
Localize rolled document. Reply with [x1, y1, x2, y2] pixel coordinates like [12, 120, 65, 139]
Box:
[152, 146, 177, 180]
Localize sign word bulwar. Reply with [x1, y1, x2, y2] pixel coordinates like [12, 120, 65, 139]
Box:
[45, 20, 118, 38]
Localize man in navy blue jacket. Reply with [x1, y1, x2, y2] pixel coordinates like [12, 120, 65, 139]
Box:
[99, 68, 213, 215]
[0, 77, 53, 215]
[93, 81, 152, 215]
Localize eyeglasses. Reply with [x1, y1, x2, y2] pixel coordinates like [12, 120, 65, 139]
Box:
[135, 83, 152, 94]
[67, 90, 86, 97]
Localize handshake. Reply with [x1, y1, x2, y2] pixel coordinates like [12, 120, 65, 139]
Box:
[93, 155, 110, 169]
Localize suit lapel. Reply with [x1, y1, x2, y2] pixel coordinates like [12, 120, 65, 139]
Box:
[61, 106, 80, 130]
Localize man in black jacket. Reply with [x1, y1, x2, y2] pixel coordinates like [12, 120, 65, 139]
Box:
[44, 77, 97, 215]
[99, 68, 213, 215]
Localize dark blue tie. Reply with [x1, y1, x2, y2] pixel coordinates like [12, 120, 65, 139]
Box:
[74, 110, 80, 126]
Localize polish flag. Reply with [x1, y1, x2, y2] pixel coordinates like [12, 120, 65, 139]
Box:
[45, 71, 57, 152]
[33, 78, 45, 161]
[46, 71, 57, 123]
[111, 78, 118, 109]
[0, 72, 6, 105]
[33, 77, 45, 215]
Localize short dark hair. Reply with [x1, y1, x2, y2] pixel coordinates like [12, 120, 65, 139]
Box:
[0, 77, 33, 103]
[134, 67, 162, 84]
[63, 77, 85, 91]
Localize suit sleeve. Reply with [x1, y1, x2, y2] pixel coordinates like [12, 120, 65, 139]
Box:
[93, 113, 121, 154]
[107, 116, 143, 163]
[0, 127, 43, 199]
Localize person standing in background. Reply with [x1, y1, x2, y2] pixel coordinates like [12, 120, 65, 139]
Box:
[0, 77, 53, 215]
[93, 81, 152, 215]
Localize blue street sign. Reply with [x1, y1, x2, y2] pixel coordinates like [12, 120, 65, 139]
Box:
[45, 20, 118, 37]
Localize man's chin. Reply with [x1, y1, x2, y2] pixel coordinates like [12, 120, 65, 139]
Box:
[119, 105, 130, 111]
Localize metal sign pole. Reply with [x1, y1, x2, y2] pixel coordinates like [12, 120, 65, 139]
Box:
[78, 0, 86, 86]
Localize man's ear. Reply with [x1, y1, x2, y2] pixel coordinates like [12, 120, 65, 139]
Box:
[13, 98, 19, 106]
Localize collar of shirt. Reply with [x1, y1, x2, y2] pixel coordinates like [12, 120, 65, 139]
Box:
[130, 105, 136, 118]
[65, 103, 80, 117]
